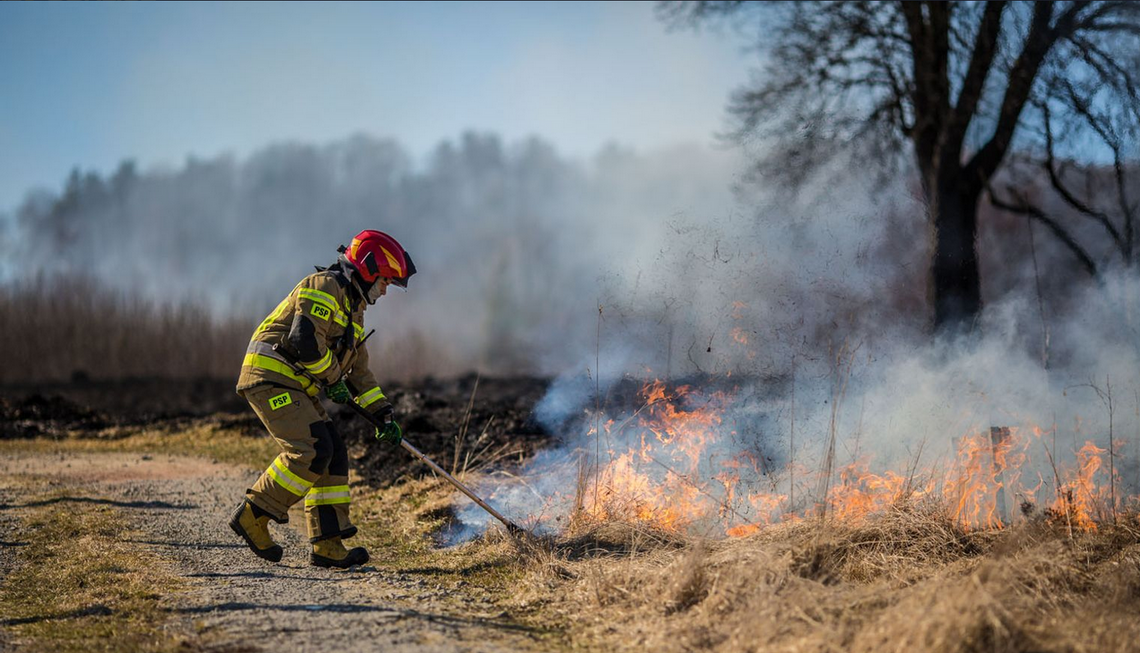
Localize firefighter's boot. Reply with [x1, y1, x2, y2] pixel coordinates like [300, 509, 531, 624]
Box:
[229, 500, 283, 563]
[311, 536, 369, 569]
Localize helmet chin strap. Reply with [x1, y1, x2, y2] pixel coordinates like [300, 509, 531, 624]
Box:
[336, 252, 375, 305]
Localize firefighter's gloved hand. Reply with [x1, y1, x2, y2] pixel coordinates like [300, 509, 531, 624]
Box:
[325, 380, 351, 404]
[374, 420, 403, 445]
[373, 402, 402, 445]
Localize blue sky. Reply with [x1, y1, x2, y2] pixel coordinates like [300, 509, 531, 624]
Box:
[0, 1, 753, 212]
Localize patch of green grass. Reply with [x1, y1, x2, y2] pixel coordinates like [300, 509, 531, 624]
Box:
[0, 491, 187, 653]
[0, 423, 278, 469]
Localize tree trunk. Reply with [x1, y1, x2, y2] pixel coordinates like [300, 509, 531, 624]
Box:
[931, 178, 982, 335]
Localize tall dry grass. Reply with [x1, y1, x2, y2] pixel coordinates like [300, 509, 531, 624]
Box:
[504, 507, 1140, 653]
[0, 275, 249, 383]
[0, 275, 476, 385]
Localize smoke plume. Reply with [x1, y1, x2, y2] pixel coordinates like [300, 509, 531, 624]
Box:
[4, 130, 1137, 539]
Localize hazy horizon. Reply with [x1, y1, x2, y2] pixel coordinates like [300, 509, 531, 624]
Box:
[0, 1, 753, 213]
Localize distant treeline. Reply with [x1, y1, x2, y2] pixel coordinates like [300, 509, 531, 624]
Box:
[1, 133, 738, 377]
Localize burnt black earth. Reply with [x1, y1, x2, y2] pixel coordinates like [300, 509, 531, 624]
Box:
[0, 375, 555, 488]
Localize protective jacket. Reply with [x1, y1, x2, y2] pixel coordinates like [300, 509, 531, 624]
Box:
[236, 258, 387, 411]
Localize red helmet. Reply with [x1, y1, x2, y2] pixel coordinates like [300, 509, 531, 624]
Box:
[343, 230, 417, 287]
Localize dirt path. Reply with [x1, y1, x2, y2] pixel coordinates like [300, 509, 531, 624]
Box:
[0, 450, 551, 653]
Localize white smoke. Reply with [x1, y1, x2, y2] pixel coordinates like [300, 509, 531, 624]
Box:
[448, 153, 1140, 539]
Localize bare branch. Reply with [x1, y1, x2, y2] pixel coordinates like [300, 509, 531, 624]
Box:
[988, 185, 1100, 277]
[1064, 35, 1140, 124]
[966, 2, 1064, 186]
[656, 0, 749, 29]
[1110, 132, 1136, 263]
[950, 1, 1007, 146]
[1039, 103, 1125, 249]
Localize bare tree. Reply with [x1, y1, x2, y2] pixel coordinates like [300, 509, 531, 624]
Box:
[664, 1, 1140, 335]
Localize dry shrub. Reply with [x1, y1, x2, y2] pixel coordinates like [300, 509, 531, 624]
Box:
[0, 275, 248, 383]
[372, 328, 468, 383]
[851, 572, 1031, 653]
[787, 507, 991, 584]
[662, 546, 710, 615]
[0, 275, 492, 385]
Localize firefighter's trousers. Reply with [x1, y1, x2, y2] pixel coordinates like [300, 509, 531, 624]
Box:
[242, 384, 356, 542]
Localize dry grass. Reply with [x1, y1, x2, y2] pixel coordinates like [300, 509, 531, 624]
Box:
[0, 421, 279, 469]
[8, 423, 1139, 651]
[0, 489, 193, 653]
[272, 454, 1140, 652]
[502, 509, 1140, 653]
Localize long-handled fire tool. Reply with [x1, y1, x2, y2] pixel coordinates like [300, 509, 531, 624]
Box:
[271, 344, 530, 538]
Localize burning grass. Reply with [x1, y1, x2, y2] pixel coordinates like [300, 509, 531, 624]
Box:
[442, 374, 1140, 650]
[472, 377, 1140, 543]
[7, 366, 1140, 652]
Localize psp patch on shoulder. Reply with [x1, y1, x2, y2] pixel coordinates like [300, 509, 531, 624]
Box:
[269, 392, 293, 411]
[310, 303, 332, 321]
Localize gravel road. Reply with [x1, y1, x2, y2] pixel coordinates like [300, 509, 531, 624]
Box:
[0, 451, 551, 653]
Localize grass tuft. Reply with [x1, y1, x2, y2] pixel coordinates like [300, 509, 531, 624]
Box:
[0, 491, 185, 653]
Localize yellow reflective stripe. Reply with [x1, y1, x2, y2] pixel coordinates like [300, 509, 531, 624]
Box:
[310, 484, 350, 493]
[297, 288, 339, 312]
[353, 323, 364, 340]
[255, 298, 290, 335]
[242, 354, 321, 396]
[266, 466, 306, 496]
[266, 459, 312, 496]
[243, 353, 310, 386]
[273, 459, 314, 489]
[355, 387, 386, 408]
[304, 485, 351, 506]
[302, 349, 334, 374]
[306, 496, 352, 506]
[298, 287, 352, 328]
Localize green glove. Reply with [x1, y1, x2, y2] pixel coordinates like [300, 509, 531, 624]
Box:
[372, 401, 401, 444]
[375, 420, 403, 445]
[325, 380, 351, 404]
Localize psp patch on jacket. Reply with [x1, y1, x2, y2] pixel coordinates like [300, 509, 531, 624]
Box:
[310, 303, 332, 321]
[269, 392, 293, 410]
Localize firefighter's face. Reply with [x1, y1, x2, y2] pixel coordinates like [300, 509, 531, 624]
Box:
[366, 277, 391, 303]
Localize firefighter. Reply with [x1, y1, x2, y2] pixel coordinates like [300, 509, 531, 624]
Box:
[229, 230, 416, 568]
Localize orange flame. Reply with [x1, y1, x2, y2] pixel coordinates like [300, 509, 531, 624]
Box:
[1049, 440, 1106, 532]
[567, 379, 1124, 537]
